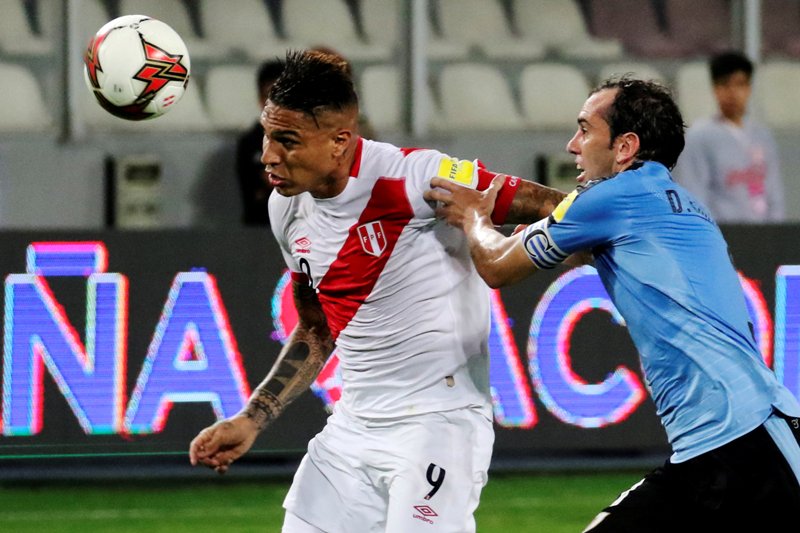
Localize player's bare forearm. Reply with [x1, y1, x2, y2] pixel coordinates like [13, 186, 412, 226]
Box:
[504, 180, 566, 224]
[243, 281, 333, 431]
[465, 214, 537, 288]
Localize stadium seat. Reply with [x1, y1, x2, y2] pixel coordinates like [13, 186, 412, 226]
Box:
[120, 0, 228, 59]
[0, 62, 52, 131]
[758, 61, 800, 128]
[205, 65, 261, 130]
[587, 0, 692, 58]
[664, 0, 732, 56]
[282, 0, 392, 62]
[436, 0, 546, 60]
[359, 65, 403, 133]
[675, 61, 716, 126]
[0, 0, 53, 57]
[434, 63, 525, 131]
[77, 0, 112, 47]
[598, 62, 667, 85]
[513, 0, 623, 60]
[360, 0, 470, 61]
[519, 64, 590, 130]
[358, 64, 438, 133]
[762, 0, 800, 58]
[198, 0, 289, 60]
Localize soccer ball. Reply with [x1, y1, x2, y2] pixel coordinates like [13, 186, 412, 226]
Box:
[83, 15, 191, 121]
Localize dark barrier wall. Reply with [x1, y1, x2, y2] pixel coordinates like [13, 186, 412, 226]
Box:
[0, 226, 798, 473]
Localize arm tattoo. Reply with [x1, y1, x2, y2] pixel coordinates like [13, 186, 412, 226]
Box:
[243, 281, 333, 431]
[505, 181, 567, 224]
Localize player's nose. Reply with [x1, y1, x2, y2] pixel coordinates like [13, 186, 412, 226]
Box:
[261, 140, 280, 167]
[566, 131, 580, 155]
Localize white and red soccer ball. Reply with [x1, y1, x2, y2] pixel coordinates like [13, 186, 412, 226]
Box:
[84, 15, 191, 121]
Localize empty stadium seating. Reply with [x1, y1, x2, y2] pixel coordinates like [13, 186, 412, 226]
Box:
[434, 63, 526, 130]
[513, 0, 623, 60]
[205, 65, 261, 130]
[0, 62, 52, 131]
[282, 0, 392, 62]
[436, 0, 546, 60]
[674, 61, 716, 126]
[519, 63, 591, 130]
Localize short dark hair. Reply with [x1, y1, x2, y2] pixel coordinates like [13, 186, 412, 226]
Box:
[257, 59, 284, 92]
[268, 49, 358, 120]
[591, 77, 686, 170]
[710, 51, 754, 84]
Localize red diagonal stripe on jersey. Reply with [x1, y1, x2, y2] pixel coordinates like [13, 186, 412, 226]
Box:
[317, 177, 413, 339]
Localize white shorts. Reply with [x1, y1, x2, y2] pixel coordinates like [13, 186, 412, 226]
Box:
[282, 404, 494, 533]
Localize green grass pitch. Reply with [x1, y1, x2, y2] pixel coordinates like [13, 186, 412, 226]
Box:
[0, 471, 642, 532]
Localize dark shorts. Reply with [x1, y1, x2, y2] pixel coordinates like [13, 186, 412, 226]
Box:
[585, 416, 800, 532]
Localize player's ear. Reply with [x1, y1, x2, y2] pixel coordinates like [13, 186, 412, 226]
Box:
[614, 132, 640, 166]
[332, 129, 352, 158]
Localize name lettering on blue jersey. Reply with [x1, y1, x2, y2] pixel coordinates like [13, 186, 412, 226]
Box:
[666, 190, 683, 213]
[665, 189, 714, 223]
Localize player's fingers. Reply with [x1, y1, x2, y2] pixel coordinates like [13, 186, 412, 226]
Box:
[189, 428, 220, 465]
[429, 177, 458, 192]
[423, 188, 451, 205]
[189, 434, 209, 465]
[486, 174, 506, 200]
[196, 450, 227, 469]
[512, 224, 528, 235]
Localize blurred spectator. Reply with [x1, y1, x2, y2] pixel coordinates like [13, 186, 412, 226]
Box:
[234, 59, 283, 226]
[673, 51, 786, 223]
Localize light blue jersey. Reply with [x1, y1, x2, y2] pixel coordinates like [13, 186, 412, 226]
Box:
[522, 161, 800, 463]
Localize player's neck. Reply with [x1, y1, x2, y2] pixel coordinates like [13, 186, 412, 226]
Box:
[311, 139, 359, 199]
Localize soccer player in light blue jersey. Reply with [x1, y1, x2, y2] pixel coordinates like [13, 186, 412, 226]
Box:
[425, 77, 800, 531]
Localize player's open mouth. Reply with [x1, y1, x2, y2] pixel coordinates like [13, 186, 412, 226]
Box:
[576, 164, 586, 183]
[268, 173, 287, 187]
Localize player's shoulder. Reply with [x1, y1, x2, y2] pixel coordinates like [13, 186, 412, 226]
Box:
[571, 161, 661, 203]
[365, 139, 444, 163]
[360, 139, 453, 185]
[359, 139, 432, 171]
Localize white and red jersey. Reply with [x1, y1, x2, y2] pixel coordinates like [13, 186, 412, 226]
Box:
[269, 138, 520, 419]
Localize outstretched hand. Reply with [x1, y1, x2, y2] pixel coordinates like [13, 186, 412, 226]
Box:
[423, 175, 505, 230]
[189, 415, 260, 474]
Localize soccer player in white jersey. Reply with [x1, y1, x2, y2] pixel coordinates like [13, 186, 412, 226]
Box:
[188, 50, 564, 532]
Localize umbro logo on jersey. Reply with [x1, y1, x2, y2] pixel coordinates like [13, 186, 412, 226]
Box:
[294, 236, 311, 254]
[357, 221, 386, 257]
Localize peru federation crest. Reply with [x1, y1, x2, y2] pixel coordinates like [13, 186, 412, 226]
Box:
[357, 221, 386, 257]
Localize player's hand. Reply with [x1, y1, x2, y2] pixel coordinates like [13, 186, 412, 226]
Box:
[189, 415, 259, 474]
[424, 175, 504, 230]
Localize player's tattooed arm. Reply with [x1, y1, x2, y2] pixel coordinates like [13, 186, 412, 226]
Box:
[504, 180, 566, 224]
[243, 280, 333, 431]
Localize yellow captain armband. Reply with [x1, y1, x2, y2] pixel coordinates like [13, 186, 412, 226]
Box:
[436, 157, 479, 189]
